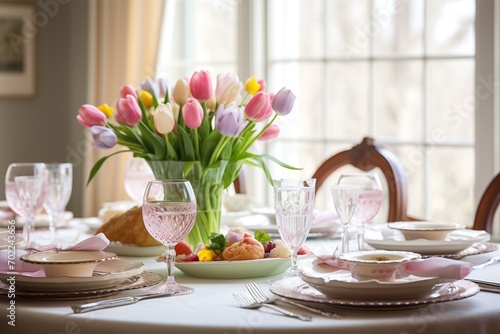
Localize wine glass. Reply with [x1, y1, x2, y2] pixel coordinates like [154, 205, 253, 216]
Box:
[330, 185, 360, 254]
[338, 173, 383, 251]
[273, 178, 316, 277]
[142, 179, 196, 294]
[5, 163, 47, 247]
[124, 157, 155, 203]
[43, 163, 73, 243]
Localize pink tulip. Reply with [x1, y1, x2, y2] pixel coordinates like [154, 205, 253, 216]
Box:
[190, 70, 212, 100]
[216, 73, 242, 106]
[76, 104, 107, 127]
[120, 84, 138, 99]
[257, 78, 267, 92]
[116, 95, 142, 126]
[245, 92, 272, 122]
[182, 98, 204, 129]
[258, 124, 280, 141]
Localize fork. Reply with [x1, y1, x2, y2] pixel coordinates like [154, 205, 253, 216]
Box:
[473, 256, 500, 270]
[232, 293, 312, 321]
[245, 282, 343, 319]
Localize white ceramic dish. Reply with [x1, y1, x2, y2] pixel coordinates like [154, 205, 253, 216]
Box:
[300, 264, 449, 300]
[271, 276, 479, 308]
[20, 250, 117, 277]
[339, 250, 420, 281]
[175, 257, 291, 279]
[388, 221, 465, 240]
[104, 242, 166, 257]
[0, 259, 144, 292]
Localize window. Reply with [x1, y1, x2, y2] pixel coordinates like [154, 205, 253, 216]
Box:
[157, 0, 498, 228]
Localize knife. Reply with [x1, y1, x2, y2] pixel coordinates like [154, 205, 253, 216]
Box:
[71, 291, 178, 313]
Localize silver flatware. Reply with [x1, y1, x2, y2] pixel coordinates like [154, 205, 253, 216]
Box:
[71, 291, 178, 313]
[245, 282, 343, 318]
[232, 293, 312, 321]
[473, 256, 500, 270]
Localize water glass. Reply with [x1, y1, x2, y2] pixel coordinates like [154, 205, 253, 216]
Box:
[5, 163, 47, 247]
[274, 178, 316, 276]
[43, 163, 73, 243]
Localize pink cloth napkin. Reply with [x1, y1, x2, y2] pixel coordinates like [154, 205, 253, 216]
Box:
[312, 254, 472, 279]
[0, 233, 110, 277]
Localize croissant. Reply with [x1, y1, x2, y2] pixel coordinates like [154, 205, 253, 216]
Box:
[95, 206, 162, 247]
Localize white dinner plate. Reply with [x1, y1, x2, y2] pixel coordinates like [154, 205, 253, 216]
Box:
[104, 242, 166, 257]
[300, 263, 446, 300]
[270, 276, 479, 308]
[364, 225, 490, 255]
[0, 259, 144, 292]
[175, 257, 291, 279]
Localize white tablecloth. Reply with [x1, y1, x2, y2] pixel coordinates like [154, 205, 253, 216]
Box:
[1, 237, 500, 334]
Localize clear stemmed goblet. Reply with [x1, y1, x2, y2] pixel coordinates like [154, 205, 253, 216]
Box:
[330, 185, 360, 254]
[43, 163, 73, 243]
[124, 157, 155, 203]
[142, 179, 196, 294]
[273, 178, 316, 277]
[337, 173, 382, 251]
[5, 163, 47, 248]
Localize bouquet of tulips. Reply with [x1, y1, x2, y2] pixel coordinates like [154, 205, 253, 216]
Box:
[76, 70, 299, 189]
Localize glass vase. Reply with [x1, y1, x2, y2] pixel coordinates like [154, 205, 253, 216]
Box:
[147, 160, 227, 249]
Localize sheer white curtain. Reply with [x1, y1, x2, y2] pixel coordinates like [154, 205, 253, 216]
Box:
[83, 0, 165, 216]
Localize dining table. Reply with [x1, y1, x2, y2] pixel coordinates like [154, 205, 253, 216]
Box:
[1, 218, 500, 334]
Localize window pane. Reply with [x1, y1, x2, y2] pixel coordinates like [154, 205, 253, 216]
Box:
[428, 59, 475, 142]
[269, 0, 324, 59]
[428, 147, 475, 226]
[427, 0, 475, 55]
[375, 60, 423, 140]
[269, 62, 326, 139]
[327, 0, 371, 58]
[327, 61, 370, 137]
[374, 0, 424, 55]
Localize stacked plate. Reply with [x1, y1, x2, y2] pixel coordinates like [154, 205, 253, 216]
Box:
[364, 222, 491, 256]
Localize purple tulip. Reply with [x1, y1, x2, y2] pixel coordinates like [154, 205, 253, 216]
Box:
[182, 98, 204, 129]
[190, 70, 212, 100]
[140, 77, 168, 98]
[90, 126, 117, 149]
[76, 104, 107, 127]
[271, 87, 296, 116]
[116, 95, 142, 126]
[245, 92, 272, 122]
[215, 104, 248, 137]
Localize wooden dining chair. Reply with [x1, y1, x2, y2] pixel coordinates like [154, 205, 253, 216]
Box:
[472, 172, 500, 233]
[311, 136, 410, 222]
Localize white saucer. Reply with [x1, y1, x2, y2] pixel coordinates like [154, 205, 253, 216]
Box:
[0, 259, 144, 292]
[300, 264, 449, 300]
[104, 242, 166, 257]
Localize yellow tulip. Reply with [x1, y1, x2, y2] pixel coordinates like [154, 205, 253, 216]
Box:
[97, 103, 114, 118]
[139, 90, 154, 108]
[244, 76, 261, 95]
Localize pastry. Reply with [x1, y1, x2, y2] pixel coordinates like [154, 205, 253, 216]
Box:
[95, 206, 162, 247]
[221, 237, 264, 261]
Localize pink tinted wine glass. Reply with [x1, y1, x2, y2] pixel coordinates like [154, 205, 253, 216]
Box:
[142, 179, 196, 294]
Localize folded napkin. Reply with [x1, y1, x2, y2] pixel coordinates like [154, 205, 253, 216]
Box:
[312, 254, 472, 280]
[0, 233, 110, 277]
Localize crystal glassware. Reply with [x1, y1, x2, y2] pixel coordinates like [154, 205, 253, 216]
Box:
[5, 163, 47, 247]
[124, 157, 154, 203]
[337, 173, 382, 251]
[43, 163, 73, 243]
[330, 185, 360, 254]
[273, 178, 316, 277]
[142, 179, 196, 294]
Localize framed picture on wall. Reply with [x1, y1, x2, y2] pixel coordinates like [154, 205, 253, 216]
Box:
[0, 3, 36, 97]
